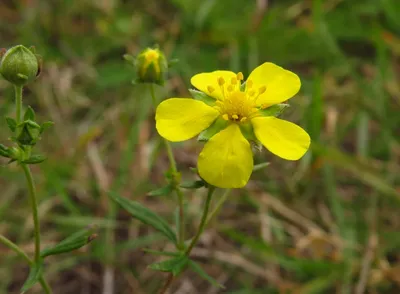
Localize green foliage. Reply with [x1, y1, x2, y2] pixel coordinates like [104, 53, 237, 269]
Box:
[1, 0, 400, 293]
[149, 255, 189, 276]
[40, 227, 97, 258]
[109, 192, 177, 244]
[21, 261, 43, 292]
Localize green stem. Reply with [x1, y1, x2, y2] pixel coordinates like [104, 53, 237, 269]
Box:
[0, 235, 51, 294]
[14, 85, 23, 123]
[149, 84, 185, 247]
[21, 164, 41, 264]
[206, 188, 231, 225]
[158, 186, 215, 294]
[185, 186, 215, 255]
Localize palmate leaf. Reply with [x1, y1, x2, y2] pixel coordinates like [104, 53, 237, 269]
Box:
[109, 192, 177, 244]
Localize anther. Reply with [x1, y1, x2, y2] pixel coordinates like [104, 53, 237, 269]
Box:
[227, 85, 234, 92]
[240, 117, 247, 122]
[207, 86, 215, 93]
[237, 72, 244, 80]
[258, 86, 267, 95]
[218, 77, 225, 86]
[247, 80, 253, 88]
[222, 114, 229, 120]
[230, 77, 238, 85]
[232, 114, 239, 120]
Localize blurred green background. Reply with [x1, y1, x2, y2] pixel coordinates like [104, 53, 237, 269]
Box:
[1, 0, 400, 293]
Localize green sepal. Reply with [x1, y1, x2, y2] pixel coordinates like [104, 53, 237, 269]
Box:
[240, 81, 246, 91]
[109, 192, 177, 244]
[5, 117, 17, 132]
[24, 106, 36, 121]
[0, 144, 10, 158]
[21, 154, 47, 164]
[149, 255, 189, 276]
[16, 120, 41, 146]
[40, 121, 54, 134]
[189, 89, 216, 106]
[123, 54, 135, 64]
[258, 103, 289, 117]
[148, 184, 174, 197]
[41, 227, 97, 258]
[189, 260, 225, 289]
[21, 260, 44, 292]
[180, 180, 205, 189]
[198, 117, 228, 142]
[239, 121, 258, 142]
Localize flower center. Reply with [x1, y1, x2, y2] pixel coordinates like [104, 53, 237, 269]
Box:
[210, 72, 267, 123]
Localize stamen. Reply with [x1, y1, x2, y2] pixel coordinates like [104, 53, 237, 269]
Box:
[258, 86, 266, 95]
[227, 85, 234, 92]
[247, 80, 253, 88]
[218, 77, 225, 86]
[240, 117, 247, 122]
[207, 86, 215, 93]
[237, 72, 244, 81]
[230, 77, 237, 85]
[232, 114, 239, 120]
[222, 114, 229, 120]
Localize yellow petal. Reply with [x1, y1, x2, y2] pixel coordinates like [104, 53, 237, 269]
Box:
[198, 124, 253, 188]
[247, 62, 301, 107]
[252, 117, 310, 160]
[191, 71, 237, 100]
[156, 98, 219, 142]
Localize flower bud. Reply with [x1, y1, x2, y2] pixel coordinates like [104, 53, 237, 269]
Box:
[135, 48, 167, 85]
[16, 120, 42, 146]
[0, 45, 39, 86]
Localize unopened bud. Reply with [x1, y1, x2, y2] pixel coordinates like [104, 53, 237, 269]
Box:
[16, 120, 41, 146]
[135, 48, 167, 85]
[0, 45, 39, 86]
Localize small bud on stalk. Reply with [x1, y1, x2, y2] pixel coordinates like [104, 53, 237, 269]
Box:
[134, 47, 168, 85]
[0, 45, 39, 86]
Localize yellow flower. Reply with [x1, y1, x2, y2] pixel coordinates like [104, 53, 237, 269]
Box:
[155, 62, 311, 188]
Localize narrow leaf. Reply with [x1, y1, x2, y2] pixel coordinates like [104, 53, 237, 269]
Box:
[40, 121, 54, 134]
[148, 185, 174, 196]
[41, 227, 97, 258]
[109, 192, 177, 244]
[5, 117, 17, 132]
[21, 261, 43, 292]
[189, 261, 225, 289]
[24, 106, 36, 121]
[22, 154, 47, 164]
[149, 255, 189, 276]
